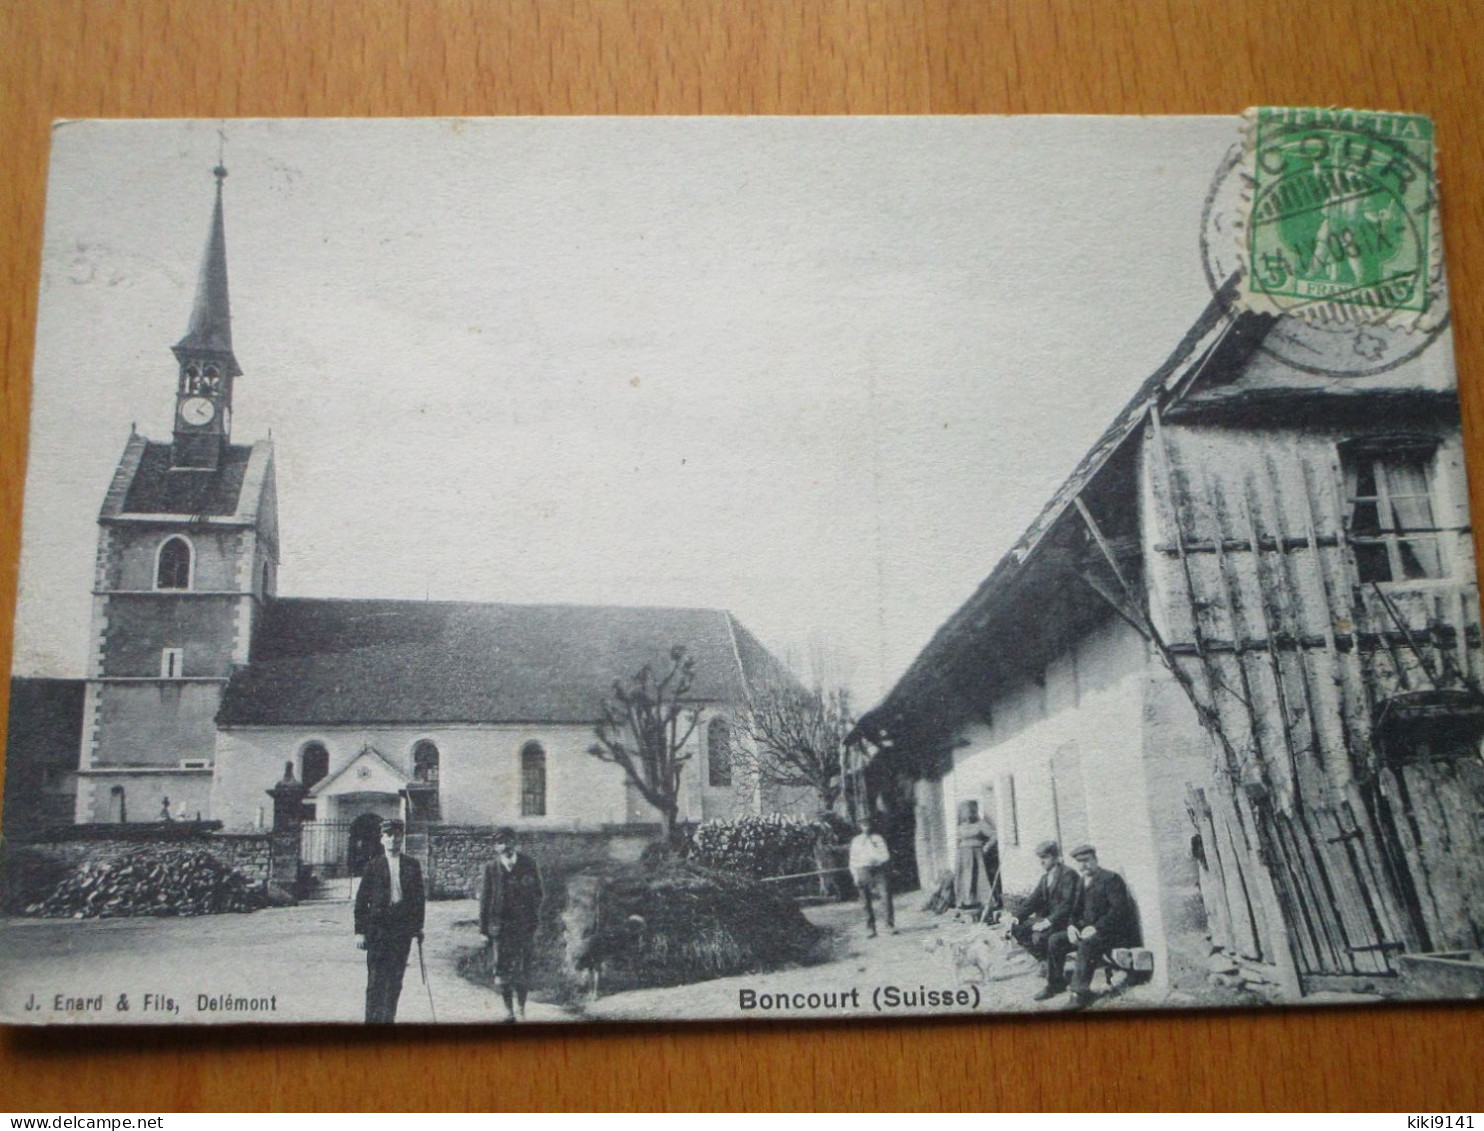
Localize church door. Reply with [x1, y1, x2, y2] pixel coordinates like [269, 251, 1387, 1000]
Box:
[347, 812, 384, 877]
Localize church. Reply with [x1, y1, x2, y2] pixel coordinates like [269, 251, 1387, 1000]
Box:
[36, 166, 794, 846]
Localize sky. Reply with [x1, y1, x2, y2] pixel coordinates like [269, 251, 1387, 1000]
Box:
[12, 116, 1240, 703]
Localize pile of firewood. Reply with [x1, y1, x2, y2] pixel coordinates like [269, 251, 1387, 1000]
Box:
[25, 848, 267, 918]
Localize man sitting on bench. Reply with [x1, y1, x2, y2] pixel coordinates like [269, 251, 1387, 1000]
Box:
[1044, 843, 1138, 1010]
[1007, 839, 1079, 968]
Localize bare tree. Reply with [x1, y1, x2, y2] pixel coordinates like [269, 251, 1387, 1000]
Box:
[736, 683, 854, 814]
[588, 645, 702, 841]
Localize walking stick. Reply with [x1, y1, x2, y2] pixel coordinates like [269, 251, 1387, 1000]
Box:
[977, 864, 1003, 925]
[416, 936, 436, 1023]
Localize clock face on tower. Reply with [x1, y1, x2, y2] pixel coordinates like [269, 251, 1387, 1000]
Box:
[180, 397, 216, 427]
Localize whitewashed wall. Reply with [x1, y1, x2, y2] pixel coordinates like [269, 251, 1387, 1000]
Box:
[942, 614, 1173, 984]
[212, 707, 750, 831]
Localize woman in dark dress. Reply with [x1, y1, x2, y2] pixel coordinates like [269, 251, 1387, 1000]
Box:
[953, 800, 997, 909]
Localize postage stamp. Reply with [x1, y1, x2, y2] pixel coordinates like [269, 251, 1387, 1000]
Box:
[1246, 107, 1433, 316]
[1201, 107, 1449, 377]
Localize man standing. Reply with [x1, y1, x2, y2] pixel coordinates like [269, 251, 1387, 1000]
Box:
[1045, 843, 1138, 1010]
[354, 817, 426, 1024]
[1009, 840, 1080, 983]
[849, 815, 894, 938]
[479, 827, 544, 1023]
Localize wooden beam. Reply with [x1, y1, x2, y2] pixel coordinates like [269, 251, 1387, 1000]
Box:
[1071, 566, 1152, 642]
[1074, 494, 1142, 612]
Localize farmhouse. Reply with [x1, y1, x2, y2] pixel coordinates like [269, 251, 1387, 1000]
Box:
[852, 287, 1484, 997]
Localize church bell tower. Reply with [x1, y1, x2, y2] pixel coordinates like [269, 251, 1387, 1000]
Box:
[73, 162, 279, 826]
[170, 164, 241, 471]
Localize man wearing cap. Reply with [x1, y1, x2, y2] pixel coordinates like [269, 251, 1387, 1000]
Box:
[479, 827, 544, 1022]
[354, 817, 427, 1024]
[1007, 839, 1079, 971]
[1045, 843, 1138, 1010]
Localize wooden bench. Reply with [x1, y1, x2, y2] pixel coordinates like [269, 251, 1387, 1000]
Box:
[1099, 947, 1155, 985]
[1062, 946, 1156, 986]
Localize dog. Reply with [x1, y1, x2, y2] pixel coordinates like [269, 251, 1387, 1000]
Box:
[951, 936, 997, 984]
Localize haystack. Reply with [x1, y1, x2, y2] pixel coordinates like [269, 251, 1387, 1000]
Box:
[573, 859, 823, 990]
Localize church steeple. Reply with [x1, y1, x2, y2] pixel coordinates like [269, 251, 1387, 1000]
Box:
[170, 164, 241, 470]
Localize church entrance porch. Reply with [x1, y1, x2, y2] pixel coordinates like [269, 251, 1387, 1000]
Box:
[300, 796, 402, 880]
[297, 742, 412, 887]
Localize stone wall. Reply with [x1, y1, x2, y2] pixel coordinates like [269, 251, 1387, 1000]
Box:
[423, 824, 656, 899]
[202, 832, 273, 882]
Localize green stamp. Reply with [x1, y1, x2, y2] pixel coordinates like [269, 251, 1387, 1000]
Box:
[1246, 108, 1434, 316]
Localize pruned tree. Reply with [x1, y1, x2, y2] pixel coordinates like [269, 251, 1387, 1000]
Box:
[588, 645, 702, 841]
[735, 684, 854, 814]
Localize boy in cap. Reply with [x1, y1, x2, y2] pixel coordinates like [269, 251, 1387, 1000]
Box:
[354, 817, 427, 1023]
[848, 815, 895, 937]
[479, 827, 544, 1022]
[1007, 839, 1080, 982]
[1045, 844, 1138, 1010]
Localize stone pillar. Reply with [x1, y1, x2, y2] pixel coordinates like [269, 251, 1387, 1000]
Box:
[267, 761, 309, 892]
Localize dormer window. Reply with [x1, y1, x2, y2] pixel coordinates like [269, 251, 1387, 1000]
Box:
[1341, 437, 1445, 583]
[155, 536, 193, 590]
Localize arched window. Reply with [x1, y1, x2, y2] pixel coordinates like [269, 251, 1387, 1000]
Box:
[156, 536, 192, 590]
[413, 740, 440, 783]
[301, 742, 330, 790]
[520, 742, 546, 817]
[707, 716, 732, 787]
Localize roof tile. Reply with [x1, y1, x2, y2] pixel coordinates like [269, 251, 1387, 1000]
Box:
[219, 599, 790, 727]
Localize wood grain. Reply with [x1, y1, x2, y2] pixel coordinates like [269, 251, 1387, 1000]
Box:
[2, 0, 1481, 1112]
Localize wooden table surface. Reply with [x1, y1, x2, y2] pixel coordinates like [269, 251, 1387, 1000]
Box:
[2, 0, 1482, 1112]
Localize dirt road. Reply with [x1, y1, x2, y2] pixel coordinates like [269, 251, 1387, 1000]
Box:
[1, 894, 1194, 1029]
[576, 901, 1179, 1023]
[0, 897, 566, 1027]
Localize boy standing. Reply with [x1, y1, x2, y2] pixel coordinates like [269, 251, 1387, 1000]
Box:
[849, 816, 894, 938]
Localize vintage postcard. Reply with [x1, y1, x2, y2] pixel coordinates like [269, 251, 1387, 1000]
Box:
[3, 114, 1480, 1027]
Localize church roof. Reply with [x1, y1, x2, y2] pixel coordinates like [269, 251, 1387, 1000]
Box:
[218, 598, 793, 727]
[119, 441, 257, 516]
[172, 168, 241, 376]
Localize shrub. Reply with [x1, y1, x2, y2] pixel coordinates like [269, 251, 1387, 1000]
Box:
[686, 813, 840, 881]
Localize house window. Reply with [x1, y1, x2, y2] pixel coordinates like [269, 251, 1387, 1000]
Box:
[413, 740, 440, 783]
[156, 536, 192, 590]
[707, 716, 733, 787]
[1343, 442, 1445, 583]
[301, 742, 330, 790]
[520, 742, 546, 817]
[160, 647, 184, 678]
